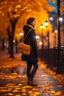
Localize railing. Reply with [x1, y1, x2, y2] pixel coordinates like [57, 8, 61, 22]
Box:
[38, 48, 64, 72]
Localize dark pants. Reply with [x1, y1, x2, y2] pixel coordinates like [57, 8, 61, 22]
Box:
[27, 61, 38, 79]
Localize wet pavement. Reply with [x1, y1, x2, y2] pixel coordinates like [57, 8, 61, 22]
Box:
[0, 52, 64, 96]
[0, 65, 64, 96]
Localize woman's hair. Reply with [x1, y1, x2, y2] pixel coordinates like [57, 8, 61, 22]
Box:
[27, 17, 35, 24]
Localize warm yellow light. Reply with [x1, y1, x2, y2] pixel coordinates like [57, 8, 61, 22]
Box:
[20, 33, 23, 36]
[39, 42, 42, 45]
[40, 24, 44, 30]
[55, 30, 58, 33]
[45, 20, 49, 27]
[13, 40, 15, 43]
[35, 36, 40, 39]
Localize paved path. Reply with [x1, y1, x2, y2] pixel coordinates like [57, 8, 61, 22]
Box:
[0, 62, 64, 96]
[0, 52, 64, 96]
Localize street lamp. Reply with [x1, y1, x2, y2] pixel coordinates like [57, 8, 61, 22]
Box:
[59, 17, 63, 22]
[44, 20, 49, 27]
[20, 33, 23, 36]
[56, 0, 64, 73]
[40, 24, 44, 48]
[45, 20, 49, 48]
[54, 30, 58, 47]
[45, 20, 50, 67]
[35, 36, 40, 40]
[40, 24, 44, 29]
[49, 17, 54, 21]
[20, 32, 24, 42]
[56, 0, 62, 74]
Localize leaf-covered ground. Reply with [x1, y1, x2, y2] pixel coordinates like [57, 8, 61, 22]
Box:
[40, 61, 64, 87]
[0, 52, 64, 96]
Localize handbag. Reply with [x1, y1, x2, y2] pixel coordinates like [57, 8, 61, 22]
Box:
[18, 29, 32, 55]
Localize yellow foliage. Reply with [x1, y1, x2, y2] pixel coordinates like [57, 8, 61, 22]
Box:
[50, 90, 56, 94]
[15, 5, 21, 9]
[50, 90, 62, 95]
[60, 1, 64, 13]
[0, 0, 54, 39]
[55, 91, 62, 95]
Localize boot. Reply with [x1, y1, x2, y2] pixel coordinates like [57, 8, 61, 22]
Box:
[27, 77, 37, 86]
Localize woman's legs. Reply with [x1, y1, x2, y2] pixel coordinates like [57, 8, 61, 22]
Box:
[30, 62, 38, 78]
[27, 62, 38, 78]
[27, 62, 32, 79]
[27, 61, 38, 86]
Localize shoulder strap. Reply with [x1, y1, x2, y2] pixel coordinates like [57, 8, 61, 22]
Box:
[24, 28, 32, 40]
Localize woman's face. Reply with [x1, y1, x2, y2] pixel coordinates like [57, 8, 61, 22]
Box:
[31, 20, 36, 27]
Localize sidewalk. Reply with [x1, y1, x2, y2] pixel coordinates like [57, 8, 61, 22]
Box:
[0, 52, 64, 96]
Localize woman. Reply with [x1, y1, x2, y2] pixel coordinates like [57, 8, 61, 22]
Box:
[22, 17, 38, 86]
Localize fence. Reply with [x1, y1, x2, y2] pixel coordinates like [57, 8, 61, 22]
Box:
[38, 48, 64, 72]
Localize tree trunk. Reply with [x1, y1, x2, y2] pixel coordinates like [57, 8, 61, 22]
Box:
[7, 31, 14, 59]
[7, 16, 18, 59]
[1, 38, 5, 51]
[15, 39, 18, 53]
[9, 36, 14, 58]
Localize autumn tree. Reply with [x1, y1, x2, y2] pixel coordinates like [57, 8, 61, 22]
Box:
[0, 0, 55, 58]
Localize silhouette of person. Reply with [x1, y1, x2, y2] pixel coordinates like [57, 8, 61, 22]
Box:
[22, 17, 38, 86]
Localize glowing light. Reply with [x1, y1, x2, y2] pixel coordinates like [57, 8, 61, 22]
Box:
[40, 24, 44, 29]
[20, 33, 23, 36]
[35, 36, 40, 39]
[49, 17, 54, 21]
[55, 30, 58, 33]
[59, 17, 63, 22]
[13, 40, 15, 43]
[45, 20, 49, 27]
[39, 42, 42, 45]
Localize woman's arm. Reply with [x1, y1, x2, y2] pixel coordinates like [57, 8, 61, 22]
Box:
[29, 30, 38, 56]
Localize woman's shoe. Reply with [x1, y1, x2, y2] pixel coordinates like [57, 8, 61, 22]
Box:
[27, 77, 37, 86]
[27, 81, 38, 86]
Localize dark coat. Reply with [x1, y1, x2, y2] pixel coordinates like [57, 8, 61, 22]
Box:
[22, 24, 38, 62]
